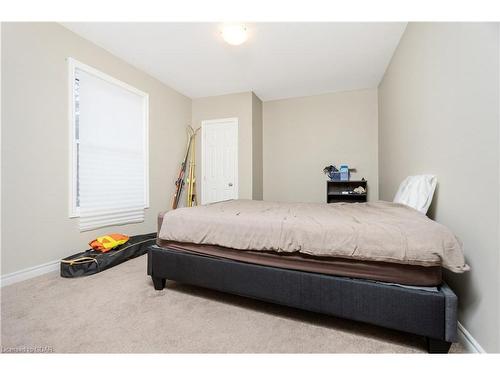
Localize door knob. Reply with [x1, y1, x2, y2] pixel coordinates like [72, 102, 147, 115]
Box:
[228, 182, 233, 187]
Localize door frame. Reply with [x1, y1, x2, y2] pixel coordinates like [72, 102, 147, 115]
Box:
[201, 117, 239, 205]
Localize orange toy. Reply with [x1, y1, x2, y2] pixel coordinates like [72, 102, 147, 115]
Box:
[89, 234, 129, 252]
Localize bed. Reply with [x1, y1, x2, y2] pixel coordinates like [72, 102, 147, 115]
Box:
[148, 199, 469, 353]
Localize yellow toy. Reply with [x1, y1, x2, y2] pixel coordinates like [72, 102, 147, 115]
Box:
[89, 234, 129, 252]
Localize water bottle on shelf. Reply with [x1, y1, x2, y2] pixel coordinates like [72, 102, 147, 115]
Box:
[339, 165, 350, 181]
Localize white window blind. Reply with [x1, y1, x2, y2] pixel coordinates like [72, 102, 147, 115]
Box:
[71, 60, 149, 231]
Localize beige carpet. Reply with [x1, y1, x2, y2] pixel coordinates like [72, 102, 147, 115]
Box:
[1, 255, 465, 353]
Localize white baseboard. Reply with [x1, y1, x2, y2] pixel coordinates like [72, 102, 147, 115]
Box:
[458, 321, 486, 353]
[1, 259, 60, 287]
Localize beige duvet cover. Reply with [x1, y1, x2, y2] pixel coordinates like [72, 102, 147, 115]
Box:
[158, 200, 469, 272]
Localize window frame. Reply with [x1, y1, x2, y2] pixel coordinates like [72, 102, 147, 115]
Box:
[68, 57, 150, 218]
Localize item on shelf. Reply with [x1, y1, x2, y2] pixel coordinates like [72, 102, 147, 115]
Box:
[324, 164, 357, 182]
[323, 165, 341, 181]
[339, 165, 350, 181]
[354, 186, 366, 194]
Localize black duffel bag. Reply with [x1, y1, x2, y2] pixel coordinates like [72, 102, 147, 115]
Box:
[60, 233, 156, 278]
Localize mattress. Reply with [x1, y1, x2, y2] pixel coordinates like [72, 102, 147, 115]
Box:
[158, 200, 469, 272]
[156, 239, 443, 286]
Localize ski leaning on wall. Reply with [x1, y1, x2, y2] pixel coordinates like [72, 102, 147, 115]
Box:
[171, 125, 199, 209]
[185, 126, 199, 207]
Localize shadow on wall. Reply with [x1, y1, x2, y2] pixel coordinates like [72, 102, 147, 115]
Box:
[430, 183, 478, 325]
[426, 182, 439, 220]
[445, 270, 478, 324]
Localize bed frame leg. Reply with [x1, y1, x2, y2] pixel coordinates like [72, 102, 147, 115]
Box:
[426, 337, 452, 353]
[152, 276, 166, 290]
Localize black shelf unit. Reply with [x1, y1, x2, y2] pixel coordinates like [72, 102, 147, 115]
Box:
[326, 180, 367, 203]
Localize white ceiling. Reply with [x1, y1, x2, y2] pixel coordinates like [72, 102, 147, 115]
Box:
[62, 22, 407, 101]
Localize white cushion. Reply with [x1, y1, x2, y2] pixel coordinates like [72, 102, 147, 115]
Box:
[393, 175, 437, 214]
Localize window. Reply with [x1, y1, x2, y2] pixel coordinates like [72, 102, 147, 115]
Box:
[68, 58, 149, 231]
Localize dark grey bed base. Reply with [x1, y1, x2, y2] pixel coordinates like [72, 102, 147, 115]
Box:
[148, 245, 457, 353]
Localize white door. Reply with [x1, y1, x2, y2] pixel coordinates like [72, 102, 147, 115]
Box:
[201, 118, 238, 204]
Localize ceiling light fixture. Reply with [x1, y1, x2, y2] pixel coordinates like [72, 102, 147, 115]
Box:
[221, 24, 248, 46]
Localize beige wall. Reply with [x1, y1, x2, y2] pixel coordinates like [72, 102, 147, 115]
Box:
[252, 93, 263, 200]
[378, 23, 500, 352]
[191, 91, 263, 200]
[1, 23, 191, 275]
[263, 89, 379, 203]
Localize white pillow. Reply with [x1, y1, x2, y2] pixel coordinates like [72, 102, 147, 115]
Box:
[393, 175, 437, 214]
